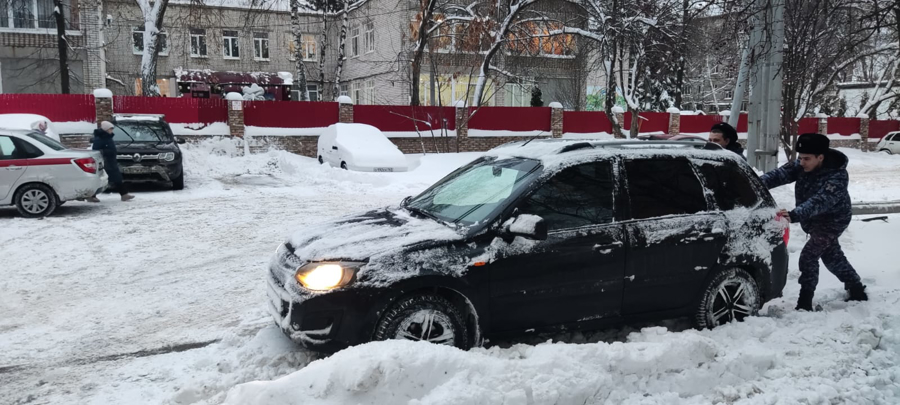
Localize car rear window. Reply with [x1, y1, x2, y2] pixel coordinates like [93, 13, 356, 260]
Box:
[624, 158, 707, 219]
[26, 132, 66, 151]
[696, 161, 760, 210]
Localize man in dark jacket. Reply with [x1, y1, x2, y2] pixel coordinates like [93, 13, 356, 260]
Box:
[710, 122, 745, 159]
[87, 121, 134, 202]
[760, 133, 866, 311]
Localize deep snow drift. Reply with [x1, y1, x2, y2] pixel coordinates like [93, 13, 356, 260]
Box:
[1, 141, 898, 405]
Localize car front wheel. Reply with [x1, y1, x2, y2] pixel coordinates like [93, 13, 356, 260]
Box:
[694, 268, 761, 329]
[172, 174, 185, 190]
[14, 184, 58, 218]
[373, 294, 470, 349]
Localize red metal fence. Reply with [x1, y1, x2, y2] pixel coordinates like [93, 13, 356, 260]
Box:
[468, 106, 551, 131]
[680, 115, 725, 133]
[0, 94, 95, 122]
[797, 117, 818, 134]
[869, 120, 900, 139]
[354, 105, 455, 132]
[563, 111, 612, 133]
[828, 117, 862, 136]
[243, 101, 339, 128]
[114, 96, 228, 124]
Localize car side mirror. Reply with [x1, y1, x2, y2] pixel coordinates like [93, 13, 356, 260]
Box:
[505, 214, 547, 240]
[332, 146, 339, 150]
[176, 137, 186, 144]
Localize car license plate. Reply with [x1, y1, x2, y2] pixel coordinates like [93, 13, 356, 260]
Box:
[373, 168, 393, 172]
[122, 166, 151, 174]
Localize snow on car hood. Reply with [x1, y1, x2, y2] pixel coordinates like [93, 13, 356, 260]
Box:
[288, 208, 464, 263]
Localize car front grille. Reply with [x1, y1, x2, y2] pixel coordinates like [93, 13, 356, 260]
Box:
[117, 153, 160, 162]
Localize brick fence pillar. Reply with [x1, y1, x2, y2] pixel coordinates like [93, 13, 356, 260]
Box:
[225, 92, 245, 138]
[549, 102, 563, 138]
[612, 106, 626, 139]
[338, 96, 354, 123]
[93, 88, 113, 127]
[667, 107, 681, 136]
[816, 113, 828, 136]
[858, 113, 870, 152]
[455, 100, 468, 152]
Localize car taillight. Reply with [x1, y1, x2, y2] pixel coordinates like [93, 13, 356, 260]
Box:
[74, 157, 97, 174]
[776, 212, 790, 245]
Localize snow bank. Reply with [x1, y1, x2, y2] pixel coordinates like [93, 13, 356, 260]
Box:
[224, 307, 899, 405]
[170, 122, 230, 136]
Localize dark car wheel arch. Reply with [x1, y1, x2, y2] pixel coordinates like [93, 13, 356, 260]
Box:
[693, 267, 762, 329]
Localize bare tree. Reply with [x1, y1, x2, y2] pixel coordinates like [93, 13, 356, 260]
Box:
[291, 0, 310, 100]
[53, 0, 70, 93]
[134, 0, 169, 96]
[780, 0, 897, 156]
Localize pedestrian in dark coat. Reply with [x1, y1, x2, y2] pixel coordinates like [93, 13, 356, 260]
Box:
[87, 121, 134, 202]
[760, 133, 866, 311]
[709, 122, 746, 159]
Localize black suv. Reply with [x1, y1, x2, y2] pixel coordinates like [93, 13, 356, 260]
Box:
[266, 139, 789, 352]
[112, 115, 186, 190]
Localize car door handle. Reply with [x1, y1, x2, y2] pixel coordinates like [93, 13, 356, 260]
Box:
[593, 241, 624, 252]
[5, 166, 24, 171]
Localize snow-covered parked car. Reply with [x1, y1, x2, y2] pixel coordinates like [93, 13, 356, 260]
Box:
[0, 114, 61, 142]
[875, 131, 900, 155]
[1, 129, 107, 218]
[267, 139, 789, 352]
[317, 123, 407, 172]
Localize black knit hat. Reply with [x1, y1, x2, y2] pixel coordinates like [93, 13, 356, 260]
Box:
[710, 122, 738, 143]
[795, 133, 829, 155]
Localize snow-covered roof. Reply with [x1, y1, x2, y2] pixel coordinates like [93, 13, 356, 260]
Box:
[114, 114, 163, 122]
[0, 113, 52, 129]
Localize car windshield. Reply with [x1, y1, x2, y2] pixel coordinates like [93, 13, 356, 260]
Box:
[25, 131, 66, 151]
[113, 121, 169, 142]
[406, 156, 541, 226]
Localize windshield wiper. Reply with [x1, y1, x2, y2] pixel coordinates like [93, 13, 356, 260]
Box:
[405, 205, 441, 222]
[116, 126, 136, 148]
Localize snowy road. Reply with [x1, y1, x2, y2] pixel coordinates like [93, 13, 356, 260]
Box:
[2, 142, 899, 404]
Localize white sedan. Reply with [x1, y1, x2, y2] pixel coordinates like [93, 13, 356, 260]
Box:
[317, 123, 408, 172]
[0, 130, 108, 218]
[875, 131, 900, 155]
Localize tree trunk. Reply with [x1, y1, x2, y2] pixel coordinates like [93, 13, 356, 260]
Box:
[409, 0, 436, 106]
[332, 2, 349, 101]
[53, 0, 69, 94]
[674, 0, 688, 109]
[291, 0, 309, 101]
[140, 1, 168, 97]
[319, 14, 327, 98]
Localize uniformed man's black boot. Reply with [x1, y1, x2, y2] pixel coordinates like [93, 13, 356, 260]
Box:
[796, 290, 814, 311]
[846, 284, 868, 302]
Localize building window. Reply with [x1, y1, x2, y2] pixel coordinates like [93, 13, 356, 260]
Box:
[365, 20, 375, 53]
[134, 78, 173, 97]
[307, 84, 319, 101]
[132, 25, 168, 56]
[223, 30, 240, 59]
[2, 0, 72, 29]
[350, 24, 360, 57]
[506, 22, 574, 57]
[253, 32, 269, 61]
[301, 34, 317, 61]
[190, 28, 207, 57]
[351, 81, 362, 104]
[724, 89, 734, 99]
[365, 79, 375, 104]
[504, 80, 532, 107]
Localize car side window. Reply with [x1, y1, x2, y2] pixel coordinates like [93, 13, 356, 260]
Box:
[624, 158, 707, 219]
[517, 161, 615, 230]
[0, 136, 17, 159]
[697, 161, 760, 210]
[12, 138, 43, 158]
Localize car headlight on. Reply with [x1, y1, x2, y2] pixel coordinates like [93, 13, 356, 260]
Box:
[160, 152, 176, 162]
[295, 262, 364, 290]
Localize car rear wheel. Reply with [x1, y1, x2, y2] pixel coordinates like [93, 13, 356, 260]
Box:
[694, 268, 760, 329]
[373, 294, 469, 349]
[318, 156, 324, 164]
[880, 149, 892, 155]
[172, 174, 185, 190]
[14, 184, 58, 218]
[340, 162, 348, 170]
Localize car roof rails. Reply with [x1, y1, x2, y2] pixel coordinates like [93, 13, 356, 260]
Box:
[556, 139, 720, 154]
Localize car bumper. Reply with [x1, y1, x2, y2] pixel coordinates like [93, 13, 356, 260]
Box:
[768, 243, 789, 300]
[58, 172, 108, 201]
[120, 162, 183, 182]
[266, 271, 384, 352]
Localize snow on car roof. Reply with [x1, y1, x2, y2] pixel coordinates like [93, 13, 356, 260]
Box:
[486, 138, 743, 171]
[114, 114, 163, 122]
[0, 113, 51, 129]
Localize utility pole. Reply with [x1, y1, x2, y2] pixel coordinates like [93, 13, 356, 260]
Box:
[728, 45, 749, 128]
[746, 0, 784, 172]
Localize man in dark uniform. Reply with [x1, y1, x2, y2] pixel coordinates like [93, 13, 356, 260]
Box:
[760, 133, 867, 311]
